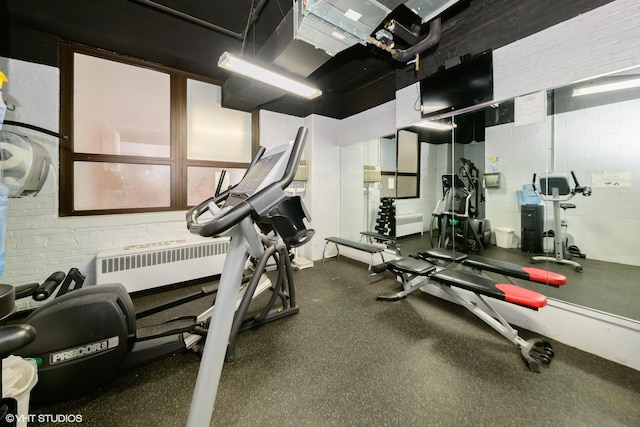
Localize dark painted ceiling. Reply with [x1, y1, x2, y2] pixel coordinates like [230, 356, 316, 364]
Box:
[3, 0, 615, 119]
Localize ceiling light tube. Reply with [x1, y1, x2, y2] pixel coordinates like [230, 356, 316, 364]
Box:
[572, 77, 640, 97]
[218, 52, 322, 99]
[413, 120, 457, 131]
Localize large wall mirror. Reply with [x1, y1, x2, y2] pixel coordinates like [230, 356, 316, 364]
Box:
[340, 65, 640, 323]
[341, 131, 424, 244]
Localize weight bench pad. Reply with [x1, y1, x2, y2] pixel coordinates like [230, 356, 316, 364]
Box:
[325, 237, 383, 254]
[463, 256, 567, 286]
[360, 232, 396, 243]
[387, 257, 436, 276]
[419, 248, 468, 262]
[430, 270, 547, 310]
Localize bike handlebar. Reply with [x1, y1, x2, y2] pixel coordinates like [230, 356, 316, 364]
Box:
[532, 171, 592, 198]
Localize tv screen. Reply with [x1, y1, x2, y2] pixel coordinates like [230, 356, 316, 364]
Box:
[420, 50, 493, 117]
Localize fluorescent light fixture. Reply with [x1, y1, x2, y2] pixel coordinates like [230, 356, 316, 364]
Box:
[413, 120, 457, 131]
[421, 103, 450, 114]
[344, 8, 362, 22]
[218, 52, 322, 99]
[572, 77, 640, 97]
[571, 65, 640, 84]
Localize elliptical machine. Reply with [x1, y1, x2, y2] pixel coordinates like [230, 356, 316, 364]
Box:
[530, 171, 592, 272]
[429, 159, 491, 253]
[7, 128, 312, 425]
[184, 126, 312, 426]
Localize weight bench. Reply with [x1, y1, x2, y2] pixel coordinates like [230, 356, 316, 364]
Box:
[378, 255, 556, 372]
[322, 236, 386, 284]
[360, 231, 401, 255]
[419, 248, 567, 287]
[360, 231, 396, 245]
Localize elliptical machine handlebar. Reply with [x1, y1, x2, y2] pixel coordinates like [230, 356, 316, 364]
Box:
[186, 126, 308, 239]
[186, 199, 253, 238]
[33, 271, 66, 301]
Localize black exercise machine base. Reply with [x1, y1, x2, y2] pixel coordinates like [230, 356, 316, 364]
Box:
[521, 338, 554, 373]
[531, 255, 583, 272]
[378, 255, 556, 372]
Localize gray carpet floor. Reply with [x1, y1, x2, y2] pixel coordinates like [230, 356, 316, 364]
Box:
[29, 257, 640, 426]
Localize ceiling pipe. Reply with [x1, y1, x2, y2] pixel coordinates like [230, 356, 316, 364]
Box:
[131, 0, 257, 40]
[391, 18, 441, 63]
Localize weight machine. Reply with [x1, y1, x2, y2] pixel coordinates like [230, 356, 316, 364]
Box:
[430, 158, 490, 253]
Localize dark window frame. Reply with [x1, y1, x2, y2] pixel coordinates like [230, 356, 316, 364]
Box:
[59, 42, 258, 216]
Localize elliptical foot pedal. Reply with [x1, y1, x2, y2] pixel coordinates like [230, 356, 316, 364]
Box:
[136, 316, 198, 341]
[520, 338, 554, 372]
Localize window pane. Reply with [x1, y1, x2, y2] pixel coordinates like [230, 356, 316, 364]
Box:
[73, 53, 171, 158]
[187, 79, 251, 162]
[74, 162, 171, 210]
[397, 175, 418, 198]
[397, 130, 418, 173]
[187, 166, 246, 206]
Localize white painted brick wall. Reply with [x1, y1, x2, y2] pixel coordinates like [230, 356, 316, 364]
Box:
[395, 83, 421, 129]
[259, 110, 304, 149]
[258, 110, 314, 262]
[341, 100, 396, 146]
[485, 96, 640, 265]
[303, 115, 342, 260]
[493, 0, 640, 101]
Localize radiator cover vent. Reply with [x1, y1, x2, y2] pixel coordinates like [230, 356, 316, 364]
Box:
[95, 238, 229, 293]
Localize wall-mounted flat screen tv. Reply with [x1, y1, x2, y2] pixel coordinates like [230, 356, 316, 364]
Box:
[420, 50, 493, 118]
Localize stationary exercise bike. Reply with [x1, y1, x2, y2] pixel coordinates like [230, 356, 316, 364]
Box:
[7, 128, 312, 418]
[530, 172, 592, 272]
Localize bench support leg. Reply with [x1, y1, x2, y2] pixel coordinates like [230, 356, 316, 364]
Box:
[437, 286, 553, 372]
[322, 241, 340, 265]
[367, 252, 386, 285]
[377, 272, 425, 300]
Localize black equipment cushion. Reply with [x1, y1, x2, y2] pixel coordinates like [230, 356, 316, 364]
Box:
[360, 231, 396, 243]
[419, 248, 468, 262]
[431, 270, 547, 310]
[386, 257, 436, 276]
[325, 237, 384, 254]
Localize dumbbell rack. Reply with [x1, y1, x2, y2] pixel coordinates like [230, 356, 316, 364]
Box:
[375, 197, 395, 238]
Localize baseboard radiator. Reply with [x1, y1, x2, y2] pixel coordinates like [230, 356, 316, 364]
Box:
[95, 238, 229, 293]
[396, 213, 424, 238]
